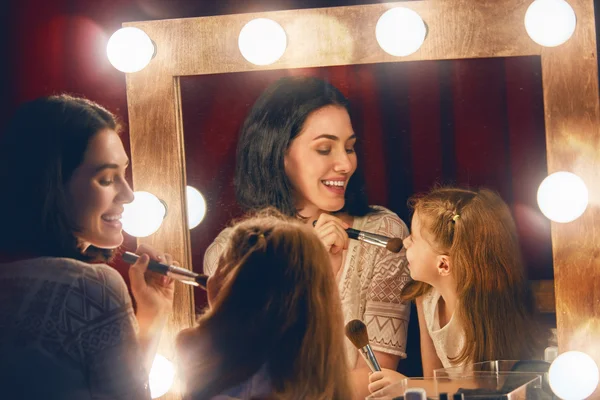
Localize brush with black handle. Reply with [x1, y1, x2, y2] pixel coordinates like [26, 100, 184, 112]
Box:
[345, 319, 381, 372]
[122, 251, 208, 289]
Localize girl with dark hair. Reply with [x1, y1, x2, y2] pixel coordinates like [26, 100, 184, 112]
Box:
[368, 187, 545, 394]
[204, 76, 411, 398]
[0, 95, 176, 399]
[177, 213, 352, 399]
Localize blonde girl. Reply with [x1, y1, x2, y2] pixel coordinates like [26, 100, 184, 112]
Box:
[369, 187, 544, 393]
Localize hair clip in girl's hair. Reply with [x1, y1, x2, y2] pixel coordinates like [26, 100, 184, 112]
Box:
[249, 231, 266, 245]
[452, 214, 460, 222]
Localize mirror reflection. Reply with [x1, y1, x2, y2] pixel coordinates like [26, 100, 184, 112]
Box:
[181, 57, 551, 281]
[180, 56, 554, 378]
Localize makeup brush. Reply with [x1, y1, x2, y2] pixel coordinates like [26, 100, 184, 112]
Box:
[122, 251, 208, 289]
[345, 319, 381, 372]
[346, 227, 404, 253]
[312, 221, 404, 253]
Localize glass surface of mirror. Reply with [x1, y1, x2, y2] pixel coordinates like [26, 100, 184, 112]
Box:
[180, 58, 553, 375]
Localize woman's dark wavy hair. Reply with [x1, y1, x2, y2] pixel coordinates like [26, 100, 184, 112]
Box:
[234, 76, 373, 218]
[0, 94, 119, 262]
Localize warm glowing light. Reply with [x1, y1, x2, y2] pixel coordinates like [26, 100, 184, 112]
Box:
[537, 171, 588, 223]
[186, 186, 207, 229]
[375, 7, 427, 57]
[238, 18, 287, 65]
[122, 191, 167, 237]
[524, 0, 576, 47]
[549, 351, 599, 400]
[107, 27, 155, 72]
[149, 354, 175, 399]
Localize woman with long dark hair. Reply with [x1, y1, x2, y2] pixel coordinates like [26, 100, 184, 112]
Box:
[0, 95, 175, 399]
[204, 76, 411, 398]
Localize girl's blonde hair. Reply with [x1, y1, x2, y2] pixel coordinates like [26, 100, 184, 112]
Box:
[177, 212, 351, 399]
[402, 187, 545, 364]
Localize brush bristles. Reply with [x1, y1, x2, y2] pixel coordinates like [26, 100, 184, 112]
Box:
[386, 238, 404, 253]
[196, 274, 208, 289]
[345, 319, 370, 349]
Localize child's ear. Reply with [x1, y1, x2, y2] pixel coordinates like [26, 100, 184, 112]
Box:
[436, 255, 451, 277]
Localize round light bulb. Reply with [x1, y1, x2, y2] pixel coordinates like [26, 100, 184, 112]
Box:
[107, 27, 155, 73]
[186, 186, 207, 229]
[524, 0, 576, 47]
[122, 191, 166, 237]
[149, 354, 175, 399]
[537, 171, 588, 223]
[549, 351, 599, 400]
[238, 18, 287, 65]
[375, 7, 427, 57]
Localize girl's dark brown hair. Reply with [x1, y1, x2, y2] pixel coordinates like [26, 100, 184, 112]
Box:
[0, 94, 119, 262]
[176, 212, 352, 399]
[402, 187, 546, 364]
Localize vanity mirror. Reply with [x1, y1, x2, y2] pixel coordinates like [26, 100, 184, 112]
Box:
[122, 1, 600, 396]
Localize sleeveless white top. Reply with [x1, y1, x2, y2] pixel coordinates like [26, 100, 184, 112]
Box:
[421, 287, 466, 369]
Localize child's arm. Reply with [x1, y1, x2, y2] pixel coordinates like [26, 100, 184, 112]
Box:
[368, 369, 407, 393]
[416, 296, 444, 377]
[351, 351, 400, 399]
[367, 297, 444, 394]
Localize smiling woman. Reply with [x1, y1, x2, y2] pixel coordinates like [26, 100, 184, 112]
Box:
[67, 129, 133, 250]
[0, 95, 175, 400]
[284, 105, 358, 215]
[202, 76, 411, 400]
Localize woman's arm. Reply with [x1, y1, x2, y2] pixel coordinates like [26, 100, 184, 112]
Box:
[365, 298, 443, 397]
[353, 210, 411, 398]
[70, 265, 151, 399]
[416, 296, 443, 377]
[128, 245, 175, 372]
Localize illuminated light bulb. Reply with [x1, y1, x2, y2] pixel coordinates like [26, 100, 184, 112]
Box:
[107, 27, 155, 73]
[524, 0, 576, 47]
[122, 191, 167, 237]
[186, 186, 207, 229]
[238, 18, 287, 65]
[375, 7, 427, 57]
[149, 354, 175, 399]
[537, 171, 588, 223]
[548, 351, 599, 400]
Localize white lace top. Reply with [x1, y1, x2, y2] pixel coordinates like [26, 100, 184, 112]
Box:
[203, 206, 411, 368]
[421, 287, 466, 369]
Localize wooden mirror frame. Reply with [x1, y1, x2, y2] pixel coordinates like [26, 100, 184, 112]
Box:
[124, 0, 600, 382]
